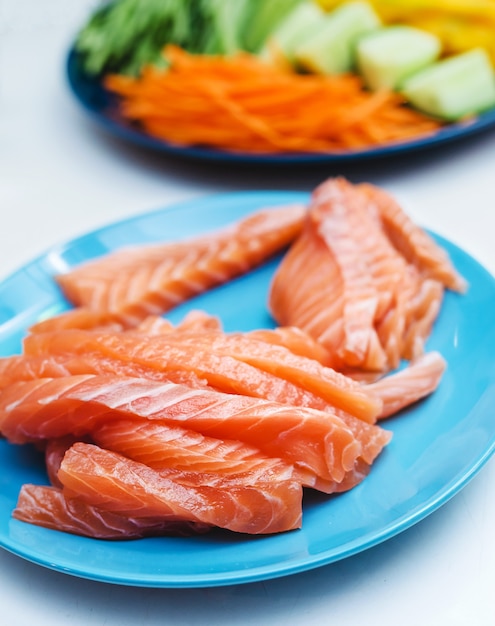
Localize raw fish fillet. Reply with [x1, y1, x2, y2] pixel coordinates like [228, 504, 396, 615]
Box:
[92, 418, 304, 483]
[54, 204, 306, 327]
[57, 443, 303, 535]
[30, 308, 127, 334]
[135, 310, 222, 335]
[368, 352, 447, 419]
[14, 484, 211, 539]
[358, 183, 467, 293]
[0, 351, 210, 391]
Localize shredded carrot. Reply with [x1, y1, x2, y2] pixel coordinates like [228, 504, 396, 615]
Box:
[105, 45, 444, 154]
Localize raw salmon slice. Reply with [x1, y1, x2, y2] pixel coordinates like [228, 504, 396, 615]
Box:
[23, 329, 382, 423]
[135, 310, 222, 335]
[270, 180, 392, 371]
[0, 351, 210, 391]
[57, 443, 303, 535]
[30, 308, 128, 334]
[358, 183, 467, 293]
[310, 179, 387, 369]
[269, 216, 345, 364]
[92, 419, 376, 494]
[14, 484, 212, 539]
[30, 308, 223, 336]
[367, 351, 447, 419]
[54, 203, 306, 327]
[245, 326, 334, 366]
[92, 418, 303, 483]
[0, 374, 366, 485]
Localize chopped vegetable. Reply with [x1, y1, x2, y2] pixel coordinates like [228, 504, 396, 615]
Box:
[105, 45, 443, 154]
[75, 0, 252, 76]
[356, 26, 442, 91]
[400, 47, 495, 120]
[294, 1, 381, 74]
[260, 1, 327, 63]
[75, 0, 306, 76]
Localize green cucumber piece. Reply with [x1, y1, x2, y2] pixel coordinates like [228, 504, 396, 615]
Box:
[356, 26, 441, 91]
[401, 48, 495, 121]
[294, 1, 381, 75]
[260, 1, 327, 63]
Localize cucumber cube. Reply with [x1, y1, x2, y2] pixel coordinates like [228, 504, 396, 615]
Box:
[261, 1, 327, 63]
[356, 26, 442, 91]
[401, 48, 495, 121]
[294, 1, 381, 75]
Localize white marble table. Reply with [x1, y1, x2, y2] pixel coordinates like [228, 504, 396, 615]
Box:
[1, 2, 494, 625]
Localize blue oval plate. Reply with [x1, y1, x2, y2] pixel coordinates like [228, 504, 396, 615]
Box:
[1, 191, 495, 588]
[66, 49, 495, 164]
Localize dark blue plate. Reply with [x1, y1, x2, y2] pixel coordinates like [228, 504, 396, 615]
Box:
[1, 191, 495, 587]
[66, 49, 495, 165]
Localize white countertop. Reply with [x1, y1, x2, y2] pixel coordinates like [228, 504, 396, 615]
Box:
[1, 2, 494, 625]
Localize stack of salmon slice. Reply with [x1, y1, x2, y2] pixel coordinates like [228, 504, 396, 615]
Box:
[0, 179, 465, 539]
[270, 178, 466, 376]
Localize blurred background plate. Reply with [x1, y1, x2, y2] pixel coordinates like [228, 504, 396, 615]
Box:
[66, 49, 495, 165]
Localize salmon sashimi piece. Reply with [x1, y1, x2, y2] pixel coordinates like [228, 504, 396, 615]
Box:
[0, 351, 210, 391]
[401, 279, 444, 360]
[270, 179, 401, 372]
[0, 374, 368, 484]
[358, 183, 467, 293]
[245, 326, 334, 366]
[367, 351, 447, 419]
[29, 308, 128, 334]
[0, 353, 73, 390]
[94, 422, 371, 495]
[134, 315, 175, 334]
[23, 329, 382, 423]
[57, 443, 303, 535]
[135, 310, 222, 335]
[14, 484, 212, 539]
[313, 179, 413, 322]
[92, 418, 304, 483]
[310, 180, 387, 370]
[269, 220, 346, 366]
[55, 204, 306, 326]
